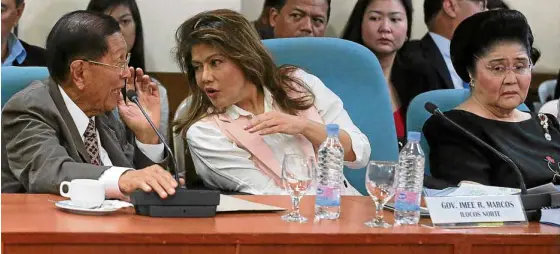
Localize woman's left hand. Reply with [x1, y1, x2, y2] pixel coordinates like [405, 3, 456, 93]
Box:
[245, 111, 308, 136]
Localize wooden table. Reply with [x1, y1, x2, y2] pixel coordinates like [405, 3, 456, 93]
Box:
[2, 194, 559, 254]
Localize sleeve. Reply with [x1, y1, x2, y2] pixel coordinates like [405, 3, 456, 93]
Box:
[186, 121, 285, 194]
[98, 166, 130, 199]
[422, 115, 493, 186]
[296, 70, 371, 169]
[2, 93, 110, 194]
[155, 80, 170, 142]
[94, 139, 164, 199]
[135, 139, 164, 162]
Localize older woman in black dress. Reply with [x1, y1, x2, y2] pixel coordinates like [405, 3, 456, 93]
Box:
[423, 10, 560, 189]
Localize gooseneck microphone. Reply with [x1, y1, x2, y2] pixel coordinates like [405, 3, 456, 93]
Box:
[126, 90, 180, 184]
[126, 89, 220, 218]
[424, 102, 527, 194]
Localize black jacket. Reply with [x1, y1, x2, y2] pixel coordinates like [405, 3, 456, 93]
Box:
[392, 33, 455, 122]
[8, 39, 47, 67]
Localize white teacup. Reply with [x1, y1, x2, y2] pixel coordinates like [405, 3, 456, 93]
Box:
[59, 179, 105, 209]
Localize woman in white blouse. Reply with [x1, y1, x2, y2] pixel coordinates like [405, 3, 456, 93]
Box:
[174, 9, 371, 195]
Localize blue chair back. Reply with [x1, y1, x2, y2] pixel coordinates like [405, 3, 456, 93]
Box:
[2, 66, 49, 108]
[263, 38, 399, 194]
[406, 89, 530, 175]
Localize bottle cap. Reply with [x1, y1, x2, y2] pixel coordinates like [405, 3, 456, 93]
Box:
[407, 131, 421, 142]
[326, 124, 339, 135]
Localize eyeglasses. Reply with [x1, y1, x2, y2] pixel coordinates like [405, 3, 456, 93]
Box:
[475, 56, 534, 77]
[83, 53, 131, 75]
[467, 0, 487, 10]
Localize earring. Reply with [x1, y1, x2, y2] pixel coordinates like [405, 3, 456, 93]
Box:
[469, 79, 475, 88]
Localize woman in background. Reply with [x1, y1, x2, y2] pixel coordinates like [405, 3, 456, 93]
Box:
[341, 0, 413, 146]
[174, 9, 370, 194]
[87, 0, 170, 140]
[424, 10, 560, 189]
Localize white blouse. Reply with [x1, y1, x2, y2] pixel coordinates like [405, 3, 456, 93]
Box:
[186, 69, 371, 195]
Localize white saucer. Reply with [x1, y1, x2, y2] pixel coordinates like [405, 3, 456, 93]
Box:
[55, 200, 131, 215]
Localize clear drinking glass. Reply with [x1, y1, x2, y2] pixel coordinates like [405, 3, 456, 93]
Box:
[365, 160, 397, 228]
[307, 156, 318, 192]
[281, 154, 313, 223]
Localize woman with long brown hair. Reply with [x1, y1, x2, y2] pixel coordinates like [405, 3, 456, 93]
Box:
[174, 9, 370, 194]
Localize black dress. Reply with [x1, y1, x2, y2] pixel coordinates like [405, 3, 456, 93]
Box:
[423, 110, 560, 189]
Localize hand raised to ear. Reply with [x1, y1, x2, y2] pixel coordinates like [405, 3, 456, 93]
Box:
[118, 67, 161, 144]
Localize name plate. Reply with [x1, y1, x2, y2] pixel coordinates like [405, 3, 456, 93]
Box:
[425, 195, 527, 227]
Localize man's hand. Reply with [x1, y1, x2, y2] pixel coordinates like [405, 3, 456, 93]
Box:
[118, 67, 161, 144]
[118, 165, 178, 199]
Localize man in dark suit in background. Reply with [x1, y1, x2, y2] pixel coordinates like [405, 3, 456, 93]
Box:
[268, 0, 331, 38]
[1, 0, 46, 66]
[252, 0, 280, 40]
[395, 0, 487, 91]
[1, 10, 180, 199]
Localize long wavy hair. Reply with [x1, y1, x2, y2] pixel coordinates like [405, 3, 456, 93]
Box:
[173, 9, 314, 135]
[86, 0, 145, 70]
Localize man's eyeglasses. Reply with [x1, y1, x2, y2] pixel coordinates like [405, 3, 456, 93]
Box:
[475, 56, 534, 77]
[82, 53, 131, 75]
[468, 0, 488, 10]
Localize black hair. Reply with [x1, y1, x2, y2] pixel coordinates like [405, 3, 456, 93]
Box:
[45, 10, 121, 84]
[271, 0, 332, 20]
[487, 0, 510, 10]
[424, 0, 443, 25]
[86, 0, 145, 70]
[424, 0, 488, 25]
[341, 0, 413, 45]
[15, 0, 24, 7]
[450, 9, 540, 82]
[263, 0, 283, 8]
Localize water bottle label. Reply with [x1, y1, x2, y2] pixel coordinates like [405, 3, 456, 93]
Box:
[316, 186, 341, 206]
[394, 191, 420, 211]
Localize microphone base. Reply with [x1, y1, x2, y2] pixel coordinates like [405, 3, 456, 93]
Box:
[520, 193, 552, 221]
[131, 188, 220, 218]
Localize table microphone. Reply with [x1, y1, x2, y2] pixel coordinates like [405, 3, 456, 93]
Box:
[126, 90, 180, 183]
[425, 102, 527, 194]
[424, 102, 551, 220]
[125, 90, 220, 218]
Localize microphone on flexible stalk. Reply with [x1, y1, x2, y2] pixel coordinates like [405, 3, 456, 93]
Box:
[125, 90, 220, 218]
[424, 102, 553, 221]
[126, 90, 179, 184]
[424, 102, 527, 194]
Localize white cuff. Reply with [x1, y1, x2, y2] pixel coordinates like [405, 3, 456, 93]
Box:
[342, 129, 371, 169]
[98, 166, 131, 199]
[135, 138, 164, 162]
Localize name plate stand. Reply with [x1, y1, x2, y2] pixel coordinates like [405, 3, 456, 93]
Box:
[425, 195, 528, 228]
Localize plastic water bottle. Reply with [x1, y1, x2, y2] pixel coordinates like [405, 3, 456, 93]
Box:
[394, 131, 425, 225]
[314, 124, 344, 220]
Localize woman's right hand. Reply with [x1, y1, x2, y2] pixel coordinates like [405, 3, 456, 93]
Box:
[244, 111, 308, 136]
